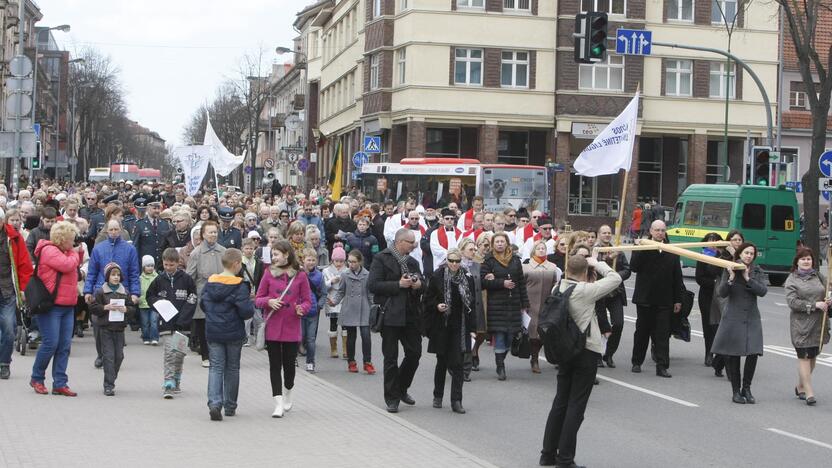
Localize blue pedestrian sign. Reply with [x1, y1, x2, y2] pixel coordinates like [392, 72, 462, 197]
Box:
[33, 123, 40, 139]
[352, 151, 370, 169]
[363, 136, 381, 154]
[615, 29, 652, 56]
[818, 150, 832, 177]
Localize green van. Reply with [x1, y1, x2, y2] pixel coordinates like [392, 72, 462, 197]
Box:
[668, 184, 799, 286]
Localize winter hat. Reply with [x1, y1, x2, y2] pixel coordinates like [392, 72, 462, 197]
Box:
[247, 230, 262, 239]
[142, 255, 155, 268]
[331, 246, 346, 262]
[104, 262, 123, 282]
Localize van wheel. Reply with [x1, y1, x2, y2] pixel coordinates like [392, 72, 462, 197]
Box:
[769, 274, 787, 287]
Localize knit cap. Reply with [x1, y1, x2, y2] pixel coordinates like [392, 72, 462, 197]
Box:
[331, 247, 346, 262]
[104, 262, 123, 282]
[142, 255, 155, 267]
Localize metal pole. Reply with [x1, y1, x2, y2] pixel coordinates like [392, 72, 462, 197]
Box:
[28, 31, 38, 183]
[13, 0, 24, 194]
[776, 5, 785, 151]
[55, 56, 61, 180]
[653, 41, 774, 146]
[723, 36, 731, 181]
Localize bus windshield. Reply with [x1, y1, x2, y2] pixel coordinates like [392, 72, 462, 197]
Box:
[480, 167, 548, 213]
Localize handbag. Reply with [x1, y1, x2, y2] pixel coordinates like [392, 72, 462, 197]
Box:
[511, 329, 531, 358]
[369, 301, 386, 333]
[25, 259, 63, 315]
[255, 274, 296, 351]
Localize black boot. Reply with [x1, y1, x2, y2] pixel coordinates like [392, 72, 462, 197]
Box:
[741, 387, 756, 404]
[496, 352, 507, 381]
[471, 355, 480, 372]
[451, 400, 466, 414]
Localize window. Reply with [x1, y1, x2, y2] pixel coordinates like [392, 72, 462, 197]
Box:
[458, 0, 485, 7]
[709, 62, 735, 99]
[397, 48, 406, 85]
[497, 131, 528, 164]
[741, 203, 766, 230]
[581, 0, 626, 15]
[454, 48, 482, 85]
[372, 0, 382, 18]
[426, 128, 460, 157]
[673, 202, 683, 226]
[637, 137, 662, 203]
[667, 0, 693, 21]
[504, 0, 531, 11]
[349, 72, 355, 103]
[683, 201, 702, 225]
[400, 0, 409, 10]
[706, 140, 729, 183]
[370, 54, 380, 90]
[568, 173, 620, 216]
[712, 0, 738, 24]
[789, 91, 808, 109]
[501, 51, 529, 88]
[579, 55, 624, 91]
[771, 205, 795, 232]
[701, 202, 731, 228]
[665, 59, 692, 96]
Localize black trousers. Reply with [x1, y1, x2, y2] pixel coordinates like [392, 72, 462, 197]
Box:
[193, 318, 209, 361]
[381, 324, 422, 402]
[631, 305, 671, 370]
[266, 341, 298, 396]
[434, 335, 464, 402]
[345, 326, 371, 363]
[698, 287, 717, 356]
[725, 355, 758, 392]
[596, 297, 624, 359]
[541, 349, 599, 465]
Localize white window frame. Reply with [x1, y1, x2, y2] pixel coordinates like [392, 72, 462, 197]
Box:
[454, 48, 483, 86]
[457, 0, 485, 8]
[501, 50, 529, 88]
[397, 48, 406, 85]
[578, 55, 625, 91]
[400, 0, 409, 11]
[711, 0, 738, 24]
[372, 0, 382, 18]
[580, 0, 626, 16]
[370, 54, 380, 90]
[667, 0, 694, 21]
[789, 91, 808, 109]
[709, 61, 736, 99]
[503, 0, 531, 12]
[665, 59, 692, 96]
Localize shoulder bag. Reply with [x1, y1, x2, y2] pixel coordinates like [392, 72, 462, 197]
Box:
[25, 257, 64, 316]
[255, 274, 297, 351]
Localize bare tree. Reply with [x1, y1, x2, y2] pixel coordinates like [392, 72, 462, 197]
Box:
[230, 49, 274, 192]
[776, 0, 832, 255]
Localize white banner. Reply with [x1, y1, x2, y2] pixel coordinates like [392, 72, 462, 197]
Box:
[204, 112, 244, 177]
[573, 92, 640, 177]
[173, 145, 212, 196]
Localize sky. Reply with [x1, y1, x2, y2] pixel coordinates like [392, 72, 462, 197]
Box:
[41, 0, 312, 147]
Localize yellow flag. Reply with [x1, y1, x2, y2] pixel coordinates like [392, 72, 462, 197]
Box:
[328, 141, 342, 200]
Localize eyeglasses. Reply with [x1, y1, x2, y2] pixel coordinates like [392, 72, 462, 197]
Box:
[443, 217, 455, 220]
[540, 227, 552, 230]
[447, 259, 461, 264]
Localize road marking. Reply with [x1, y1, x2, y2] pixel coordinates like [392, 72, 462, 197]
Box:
[766, 428, 832, 451]
[775, 302, 787, 307]
[595, 374, 700, 408]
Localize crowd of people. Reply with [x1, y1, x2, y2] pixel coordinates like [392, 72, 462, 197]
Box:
[0, 177, 828, 468]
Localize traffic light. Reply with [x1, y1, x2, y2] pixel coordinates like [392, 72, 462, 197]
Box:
[32, 141, 41, 170]
[752, 146, 771, 186]
[573, 12, 608, 64]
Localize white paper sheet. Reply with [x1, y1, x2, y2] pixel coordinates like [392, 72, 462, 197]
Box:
[521, 311, 531, 330]
[153, 299, 180, 323]
[108, 298, 125, 322]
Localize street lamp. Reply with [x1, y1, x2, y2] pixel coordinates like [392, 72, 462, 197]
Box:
[275, 45, 309, 191]
[68, 58, 85, 181]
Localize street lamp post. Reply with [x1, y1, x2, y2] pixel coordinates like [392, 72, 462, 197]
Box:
[276, 46, 308, 192]
[67, 58, 84, 181]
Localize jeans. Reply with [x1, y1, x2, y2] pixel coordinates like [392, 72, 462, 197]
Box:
[31, 306, 74, 388]
[345, 325, 371, 363]
[0, 295, 16, 365]
[302, 315, 319, 364]
[492, 331, 511, 354]
[100, 328, 125, 390]
[139, 308, 159, 342]
[266, 341, 298, 395]
[207, 339, 244, 411]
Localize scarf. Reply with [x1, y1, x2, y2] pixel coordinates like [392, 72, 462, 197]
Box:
[533, 255, 547, 265]
[269, 263, 296, 279]
[290, 239, 306, 254]
[389, 247, 411, 276]
[797, 268, 816, 280]
[443, 265, 473, 350]
[493, 248, 513, 268]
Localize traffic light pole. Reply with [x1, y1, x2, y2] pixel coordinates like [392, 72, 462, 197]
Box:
[653, 41, 774, 146]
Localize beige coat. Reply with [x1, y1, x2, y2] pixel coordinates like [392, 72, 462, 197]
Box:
[186, 242, 226, 319]
[523, 259, 561, 340]
[785, 270, 829, 349]
[557, 262, 621, 355]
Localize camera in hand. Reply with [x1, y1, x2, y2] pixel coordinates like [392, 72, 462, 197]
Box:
[409, 274, 419, 282]
[73, 235, 83, 247]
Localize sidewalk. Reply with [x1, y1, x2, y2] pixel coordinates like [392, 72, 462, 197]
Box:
[0, 331, 496, 468]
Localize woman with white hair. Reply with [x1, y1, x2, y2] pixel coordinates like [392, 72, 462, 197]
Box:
[305, 225, 329, 269]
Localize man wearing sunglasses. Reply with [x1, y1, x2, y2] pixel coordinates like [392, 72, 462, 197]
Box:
[519, 214, 556, 261]
[428, 209, 463, 272]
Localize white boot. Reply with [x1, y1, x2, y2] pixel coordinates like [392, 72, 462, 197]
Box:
[272, 396, 284, 418]
[283, 388, 293, 412]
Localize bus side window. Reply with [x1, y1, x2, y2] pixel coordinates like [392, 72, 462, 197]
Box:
[742, 204, 766, 230]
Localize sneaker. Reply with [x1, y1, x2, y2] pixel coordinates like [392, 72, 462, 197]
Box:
[348, 361, 358, 373]
[0, 364, 9, 380]
[209, 406, 223, 421]
[151, 340, 159, 346]
[202, 360, 209, 368]
[174, 383, 182, 394]
[94, 357, 103, 369]
[103, 388, 115, 396]
[143, 341, 151, 345]
[306, 363, 315, 373]
[242, 342, 250, 347]
[363, 362, 376, 375]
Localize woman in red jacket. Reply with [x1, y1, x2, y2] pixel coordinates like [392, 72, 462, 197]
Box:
[30, 221, 83, 397]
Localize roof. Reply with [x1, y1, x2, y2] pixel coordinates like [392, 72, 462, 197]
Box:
[681, 184, 794, 198]
[294, 0, 334, 29]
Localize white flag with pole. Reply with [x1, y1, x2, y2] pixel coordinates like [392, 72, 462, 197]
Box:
[573, 91, 639, 177]
[173, 145, 212, 196]
[204, 111, 244, 177]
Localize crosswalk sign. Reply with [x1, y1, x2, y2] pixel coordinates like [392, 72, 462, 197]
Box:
[364, 136, 381, 153]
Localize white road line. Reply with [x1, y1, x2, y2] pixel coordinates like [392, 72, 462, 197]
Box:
[595, 374, 700, 408]
[766, 428, 832, 451]
[775, 303, 787, 307]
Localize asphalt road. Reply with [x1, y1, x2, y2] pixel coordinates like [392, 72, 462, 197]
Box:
[308, 271, 832, 468]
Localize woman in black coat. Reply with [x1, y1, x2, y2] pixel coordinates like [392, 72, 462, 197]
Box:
[481, 233, 529, 381]
[424, 248, 476, 414]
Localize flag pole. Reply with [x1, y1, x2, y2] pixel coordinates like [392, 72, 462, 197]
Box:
[612, 83, 640, 270]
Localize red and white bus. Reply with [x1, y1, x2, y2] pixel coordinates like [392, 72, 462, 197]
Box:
[360, 158, 549, 213]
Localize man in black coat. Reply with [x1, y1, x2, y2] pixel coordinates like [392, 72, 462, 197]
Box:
[594, 224, 631, 368]
[368, 228, 424, 414]
[629, 220, 683, 378]
[324, 203, 357, 254]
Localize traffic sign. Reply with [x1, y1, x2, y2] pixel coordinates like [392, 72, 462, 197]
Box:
[284, 115, 301, 131]
[9, 55, 32, 77]
[352, 151, 369, 169]
[615, 29, 652, 56]
[264, 158, 274, 169]
[33, 123, 40, 139]
[288, 153, 299, 163]
[351, 171, 361, 181]
[819, 177, 832, 192]
[785, 181, 803, 193]
[363, 136, 381, 153]
[244, 165, 252, 174]
[297, 158, 309, 173]
[819, 150, 832, 177]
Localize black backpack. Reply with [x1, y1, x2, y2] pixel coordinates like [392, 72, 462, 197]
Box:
[537, 282, 586, 365]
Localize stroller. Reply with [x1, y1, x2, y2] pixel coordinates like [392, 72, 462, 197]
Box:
[14, 305, 31, 356]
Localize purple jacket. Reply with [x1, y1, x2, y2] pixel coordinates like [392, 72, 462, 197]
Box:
[255, 269, 312, 342]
